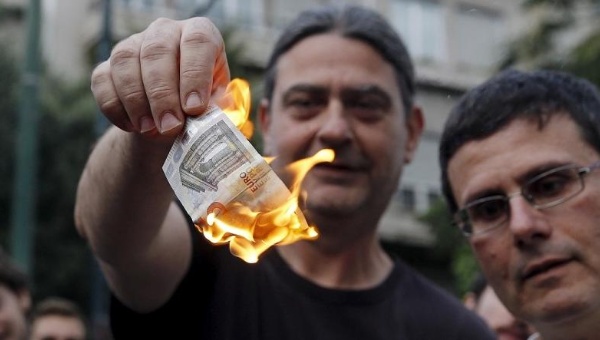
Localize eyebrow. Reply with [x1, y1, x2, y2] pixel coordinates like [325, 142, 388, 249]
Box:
[281, 84, 392, 104]
[515, 161, 572, 185]
[281, 84, 328, 103]
[342, 85, 392, 108]
[341, 84, 392, 101]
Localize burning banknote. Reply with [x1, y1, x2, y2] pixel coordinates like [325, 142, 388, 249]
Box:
[162, 79, 333, 263]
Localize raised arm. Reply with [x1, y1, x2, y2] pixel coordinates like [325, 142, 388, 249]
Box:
[74, 17, 230, 312]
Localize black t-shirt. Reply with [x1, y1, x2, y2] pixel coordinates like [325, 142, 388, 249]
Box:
[110, 226, 495, 339]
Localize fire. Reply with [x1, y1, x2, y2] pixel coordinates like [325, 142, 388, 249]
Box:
[219, 78, 254, 139]
[197, 79, 334, 263]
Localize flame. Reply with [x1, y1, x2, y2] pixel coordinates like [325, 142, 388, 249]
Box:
[220, 78, 253, 139]
[197, 79, 334, 263]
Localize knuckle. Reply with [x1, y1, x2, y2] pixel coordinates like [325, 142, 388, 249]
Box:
[140, 20, 180, 62]
[180, 64, 211, 83]
[98, 97, 124, 117]
[121, 89, 148, 107]
[185, 17, 223, 46]
[90, 65, 110, 94]
[139, 39, 172, 62]
[110, 41, 140, 67]
[145, 82, 172, 102]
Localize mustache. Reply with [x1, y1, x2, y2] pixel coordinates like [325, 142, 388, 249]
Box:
[513, 242, 581, 283]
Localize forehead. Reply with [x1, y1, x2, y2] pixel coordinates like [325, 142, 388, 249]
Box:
[448, 115, 598, 204]
[273, 33, 400, 97]
[32, 315, 85, 333]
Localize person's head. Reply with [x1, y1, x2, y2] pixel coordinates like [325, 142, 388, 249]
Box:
[440, 69, 600, 338]
[258, 5, 423, 231]
[464, 274, 534, 340]
[0, 249, 30, 340]
[29, 297, 86, 340]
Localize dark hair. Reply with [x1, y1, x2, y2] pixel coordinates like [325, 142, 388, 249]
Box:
[0, 248, 28, 294]
[440, 69, 600, 213]
[262, 5, 415, 114]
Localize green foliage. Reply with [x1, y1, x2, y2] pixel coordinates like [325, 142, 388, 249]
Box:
[418, 199, 480, 295]
[567, 31, 600, 85]
[452, 242, 480, 296]
[501, 0, 600, 89]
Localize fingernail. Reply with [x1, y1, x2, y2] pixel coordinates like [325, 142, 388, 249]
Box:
[160, 112, 182, 133]
[139, 116, 156, 133]
[185, 92, 203, 110]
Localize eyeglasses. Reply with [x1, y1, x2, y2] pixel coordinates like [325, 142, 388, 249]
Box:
[454, 161, 600, 237]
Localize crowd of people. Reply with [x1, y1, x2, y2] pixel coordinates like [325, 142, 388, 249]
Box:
[0, 250, 87, 340]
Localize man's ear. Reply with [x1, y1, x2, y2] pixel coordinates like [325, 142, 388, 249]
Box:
[259, 98, 273, 156]
[403, 105, 425, 164]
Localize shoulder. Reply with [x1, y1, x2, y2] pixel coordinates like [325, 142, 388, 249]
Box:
[391, 260, 495, 339]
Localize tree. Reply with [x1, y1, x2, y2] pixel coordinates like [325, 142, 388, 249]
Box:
[501, 0, 600, 85]
[418, 199, 480, 295]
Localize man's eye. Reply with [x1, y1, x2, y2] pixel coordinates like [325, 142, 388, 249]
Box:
[528, 172, 573, 199]
[285, 97, 326, 119]
[347, 100, 386, 121]
[469, 199, 506, 222]
[289, 98, 318, 108]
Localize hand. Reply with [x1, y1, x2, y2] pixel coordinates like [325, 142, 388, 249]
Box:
[90, 17, 231, 138]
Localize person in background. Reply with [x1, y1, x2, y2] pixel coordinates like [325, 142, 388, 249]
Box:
[0, 249, 30, 340]
[28, 297, 87, 340]
[440, 69, 600, 340]
[464, 273, 534, 340]
[75, 4, 495, 339]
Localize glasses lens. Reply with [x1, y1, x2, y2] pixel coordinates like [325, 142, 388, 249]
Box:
[525, 166, 582, 208]
[464, 196, 508, 234]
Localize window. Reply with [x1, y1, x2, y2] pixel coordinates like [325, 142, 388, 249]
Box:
[427, 191, 441, 207]
[399, 187, 416, 211]
[391, 0, 446, 63]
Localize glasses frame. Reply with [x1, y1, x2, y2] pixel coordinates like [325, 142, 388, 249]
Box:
[454, 160, 600, 237]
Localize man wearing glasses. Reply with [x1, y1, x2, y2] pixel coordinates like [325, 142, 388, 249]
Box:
[440, 69, 600, 340]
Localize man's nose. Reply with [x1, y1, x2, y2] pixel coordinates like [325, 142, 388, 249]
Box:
[507, 197, 552, 247]
[316, 101, 353, 146]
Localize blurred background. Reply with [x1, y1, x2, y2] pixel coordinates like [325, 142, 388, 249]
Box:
[1, 0, 599, 338]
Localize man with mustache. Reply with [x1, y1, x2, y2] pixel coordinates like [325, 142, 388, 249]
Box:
[440, 69, 600, 340]
[75, 4, 495, 339]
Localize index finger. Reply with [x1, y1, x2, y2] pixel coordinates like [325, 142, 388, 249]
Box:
[179, 17, 231, 116]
